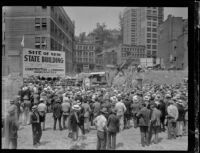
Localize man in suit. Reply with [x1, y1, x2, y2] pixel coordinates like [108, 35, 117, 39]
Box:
[149, 103, 162, 144]
[136, 102, 151, 147]
[52, 98, 63, 130]
[107, 108, 120, 150]
[30, 105, 42, 148]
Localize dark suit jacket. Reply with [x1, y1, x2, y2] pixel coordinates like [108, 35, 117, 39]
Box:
[107, 114, 120, 133]
[137, 107, 151, 127]
[151, 108, 162, 126]
[52, 103, 62, 118]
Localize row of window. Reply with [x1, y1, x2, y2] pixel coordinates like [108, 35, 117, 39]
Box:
[147, 45, 157, 49]
[147, 16, 158, 21]
[50, 20, 72, 48]
[35, 18, 47, 31]
[147, 33, 157, 38]
[147, 27, 157, 32]
[76, 58, 94, 63]
[51, 7, 73, 37]
[147, 39, 157, 43]
[147, 22, 157, 27]
[76, 45, 95, 50]
[121, 47, 144, 52]
[76, 51, 94, 56]
[122, 53, 145, 58]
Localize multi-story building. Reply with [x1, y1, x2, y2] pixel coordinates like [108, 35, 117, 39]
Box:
[75, 43, 96, 73]
[2, 7, 7, 76]
[95, 48, 118, 70]
[3, 6, 75, 76]
[123, 7, 164, 58]
[117, 44, 146, 66]
[95, 44, 145, 70]
[158, 15, 188, 69]
[95, 53, 104, 70]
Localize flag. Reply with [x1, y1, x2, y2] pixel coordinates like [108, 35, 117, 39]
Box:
[21, 35, 24, 47]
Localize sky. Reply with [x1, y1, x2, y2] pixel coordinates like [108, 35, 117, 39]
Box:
[64, 7, 188, 36]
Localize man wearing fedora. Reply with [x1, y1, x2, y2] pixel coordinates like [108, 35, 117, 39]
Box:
[107, 108, 119, 150]
[52, 98, 63, 131]
[136, 102, 151, 147]
[4, 100, 19, 149]
[94, 107, 108, 150]
[30, 105, 42, 148]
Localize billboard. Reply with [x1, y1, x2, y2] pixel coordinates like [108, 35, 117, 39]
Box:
[23, 48, 65, 78]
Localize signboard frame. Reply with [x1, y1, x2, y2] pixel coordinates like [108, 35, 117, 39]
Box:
[22, 48, 65, 78]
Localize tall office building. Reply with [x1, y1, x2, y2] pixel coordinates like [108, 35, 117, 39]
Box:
[123, 7, 164, 58]
[158, 15, 188, 69]
[3, 6, 75, 76]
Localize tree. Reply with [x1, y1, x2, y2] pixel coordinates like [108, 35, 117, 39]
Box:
[91, 22, 111, 47]
[78, 32, 86, 43]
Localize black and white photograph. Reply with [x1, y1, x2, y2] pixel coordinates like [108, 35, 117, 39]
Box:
[1, 5, 198, 151]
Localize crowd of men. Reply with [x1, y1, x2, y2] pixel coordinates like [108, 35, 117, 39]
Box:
[2, 76, 188, 150]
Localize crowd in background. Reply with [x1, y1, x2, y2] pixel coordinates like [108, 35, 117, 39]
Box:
[2, 76, 188, 150]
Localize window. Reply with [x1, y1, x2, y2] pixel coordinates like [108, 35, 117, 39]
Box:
[152, 28, 157, 32]
[152, 22, 157, 27]
[147, 39, 151, 43]
[147, 22, 151, 26]
[35, 18, 40, 30]
[152, 51, 157, 56]
[152, 34, 157, 38]
[152, 45, 157, 49]
[147, 27, 151, 32]
[147, 50, 151, 57]
[147, 45, 151, 49]
[147, 33, 151, 37]
[152, 39, 157, 43]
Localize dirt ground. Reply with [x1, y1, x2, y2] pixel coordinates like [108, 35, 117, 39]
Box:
[2, 113, 188, 150]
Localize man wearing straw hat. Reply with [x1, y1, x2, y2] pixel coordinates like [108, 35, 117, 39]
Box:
[69, 104, 81, 141]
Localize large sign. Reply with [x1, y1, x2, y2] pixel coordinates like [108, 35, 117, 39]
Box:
[23, 48, 65, 78]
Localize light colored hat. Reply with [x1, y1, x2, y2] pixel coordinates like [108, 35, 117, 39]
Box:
[72, 104, 81, 111]
[132, 95, 138, 102]
[165, 94, 171, 98]
[63, 97, 69, 102]
[100, 107, 108, 114]
[23, 95, 29, 100]
[143, 96, 150, 101]
[32, 105, 38, 110]
[40, 97, 44, 101]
